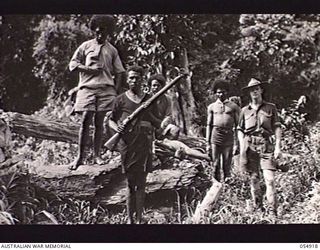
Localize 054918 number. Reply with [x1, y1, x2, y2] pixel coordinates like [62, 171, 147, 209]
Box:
[300, 244, 319, 248]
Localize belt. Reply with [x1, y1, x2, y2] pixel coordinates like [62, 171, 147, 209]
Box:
[247, 135, 268, 144]
[213, 126, 233, 130]
[140, 121, 152, 128]
[213, 126, 233, 133]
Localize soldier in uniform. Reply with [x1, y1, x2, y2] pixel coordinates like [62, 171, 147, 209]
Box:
[238, 78, 282, 216]
[206, 79, 240, 182]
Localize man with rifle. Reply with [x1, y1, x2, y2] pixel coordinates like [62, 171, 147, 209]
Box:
[108, 65, 185, 224]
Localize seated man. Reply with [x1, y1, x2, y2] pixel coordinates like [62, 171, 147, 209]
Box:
[148, 73, 178, 140]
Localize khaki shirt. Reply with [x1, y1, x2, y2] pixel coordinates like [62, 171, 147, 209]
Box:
[238, 101, 281, 136]
[69, 39, 125, 88]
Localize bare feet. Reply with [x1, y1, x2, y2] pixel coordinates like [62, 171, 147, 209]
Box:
[68, 157, 83, 171]
[93, 156, 104, 165]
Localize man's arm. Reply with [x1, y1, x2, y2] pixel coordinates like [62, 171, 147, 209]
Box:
[233, 104, 241, 155]
[69, 44, 102, 75]
[237, 129, 245, 152]
[237, 109, 245, 153]
[114, 72, 127, 94]
[274, 126, 282, 158]
[273, 106, 282, 159]
[206, 106, 213, 154]
[112, 48, 126, 94]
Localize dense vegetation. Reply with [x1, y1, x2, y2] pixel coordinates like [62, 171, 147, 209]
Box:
[0, 14, 319, 224]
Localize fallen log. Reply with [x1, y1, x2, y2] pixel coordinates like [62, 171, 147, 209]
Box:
[6, 111, 208, 160]
[6, 111, 211, 207]
[192, 179, 223, 224]
[8, 112, 205, 144]
[28, 157, 210, 206]
[7, 112, 79, 144]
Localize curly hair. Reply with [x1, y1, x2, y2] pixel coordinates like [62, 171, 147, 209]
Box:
[148, 74, 166, 87]
[89, 15, 116, 31]
[212, 79, 230, 93]
[127, 65, 144, 76]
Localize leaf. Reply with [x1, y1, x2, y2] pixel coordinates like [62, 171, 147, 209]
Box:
[40, 210, 59, 224]
[0, 200, 6, 211]
[0, 211, 15, 225]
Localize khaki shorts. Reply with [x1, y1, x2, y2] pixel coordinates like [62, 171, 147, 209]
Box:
[74, 86, 117, 112]
[242, 149, 277, 173]
[239, 136, 277, 173]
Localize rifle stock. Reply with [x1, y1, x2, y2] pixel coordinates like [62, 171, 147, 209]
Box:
[104, 132, 121, 151]
[104, 73, 186, 150]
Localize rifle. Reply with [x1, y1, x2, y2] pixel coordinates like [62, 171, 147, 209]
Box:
[105, 72, 187, 150]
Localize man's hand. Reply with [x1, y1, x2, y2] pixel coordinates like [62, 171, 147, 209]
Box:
[78, 64, 103, 75]
[160, 117, 171, 129]
[86, 65, 103, 75]
[116, 122, 126, 134]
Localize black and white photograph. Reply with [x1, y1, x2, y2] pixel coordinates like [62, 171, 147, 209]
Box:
[0, 9, 320, 243]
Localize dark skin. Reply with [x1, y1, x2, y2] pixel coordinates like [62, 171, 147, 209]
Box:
[69, 25, 125, 170]
[109, 70, 146, 224]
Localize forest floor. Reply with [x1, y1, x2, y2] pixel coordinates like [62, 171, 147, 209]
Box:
[3, 116, 318, 224]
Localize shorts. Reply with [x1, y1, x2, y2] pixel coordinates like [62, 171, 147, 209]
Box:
[119, 126, 154, 174]
[245, 149, 277, 172]
[240, 135, 277, 173]
[210, 127, 234, 147]
[126, 171, 148, 190]
[74, 86, 117, 112]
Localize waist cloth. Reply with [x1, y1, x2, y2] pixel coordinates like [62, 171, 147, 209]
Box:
[210, 126, 234, 147]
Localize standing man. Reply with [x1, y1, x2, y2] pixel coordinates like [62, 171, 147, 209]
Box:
[68, 15, 125, 170]
[109, 66, 163, 224]
[238, 78, 282, 216]
[206, 79, 240, 182]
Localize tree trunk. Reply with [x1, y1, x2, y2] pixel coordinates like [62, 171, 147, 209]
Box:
[27, 154, 210, 206]
[6, 112, 208, 153]
[169, 48, 201, 137]
[8, 112, 79, 144]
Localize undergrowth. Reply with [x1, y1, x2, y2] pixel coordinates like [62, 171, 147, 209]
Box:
[1, 99, 319, 224]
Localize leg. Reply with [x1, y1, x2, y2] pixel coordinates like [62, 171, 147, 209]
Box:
[262, 169, 277, 215]
[93, 111, 107, 164]
[245, 149, 263, 210]
[135, 172, 147, 224]
[102, 111, 114, 157]
[126, 173, 136, 224]
[69, 111, 94, 170]
[211, 144, 221, 181]
[249, 171, 263, 210]
[221, 145, 233, 181]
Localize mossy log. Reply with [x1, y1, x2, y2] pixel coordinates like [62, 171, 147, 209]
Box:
[6, 111, 211, 206]
[28, 157, 210, 206]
